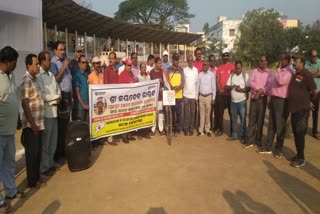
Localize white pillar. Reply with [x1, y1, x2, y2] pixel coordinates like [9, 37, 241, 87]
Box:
[44, 22, 48, 51]
[143, 41, 146, 61]
[84, 32, 87, 57]
[151, 42, 153, 54]
[184, 45, 187, 62]
[65, 28, 68, 54]
[54, 25, 58, 41]
[93, 34, 96, 56]
[160, 43, 162, 57]
[126, 39, 128, 57]
[118, 38, 120, 52]
[75, 31, 78, 51]
[134, 40, 137, 53]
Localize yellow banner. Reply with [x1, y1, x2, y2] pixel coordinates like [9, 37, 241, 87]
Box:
[89, 80, 160, 140]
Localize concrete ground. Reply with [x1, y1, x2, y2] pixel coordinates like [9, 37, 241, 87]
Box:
[4, 116, 320, 214]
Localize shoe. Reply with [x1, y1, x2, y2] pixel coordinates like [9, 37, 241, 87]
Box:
[227, 137, 237, 141]
[274, 150, 282, 159]
[41, 169, 55, 177]
[5, 191, 26, 200]
[49, 166, 59, 171]
[150, 132, 155, 137]
[291, 158, 306, 168]
[28, 180, 47, 189]
[0, 202, 12, 213]
[108, 141, 118, 146]
[256, 147, 272, 154]
[207, 132, 212, 137]
[184, 131, 188, 136]
[312, 133, 320, 140]
[242, 143, 253, 148]
[287, 156, 298, 162]
[215, 130, 223, 136]
[160, 131, 165, 137]
[189, 131, 194, 136]
[197, 132, 204, 136]
[123, 137, 130, 144]
[127, 136, 136, 141]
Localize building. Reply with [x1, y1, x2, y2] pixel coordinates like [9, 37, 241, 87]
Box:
[0, 0, 43, 84]
[209, 16, 241, 51]
[279, 19, 299, 29]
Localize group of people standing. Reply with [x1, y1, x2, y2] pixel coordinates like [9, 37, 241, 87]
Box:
[0, 40, 319, 213]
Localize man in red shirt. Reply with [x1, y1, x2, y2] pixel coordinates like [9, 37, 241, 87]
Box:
[103, 52, 118, 84]
[193, 47, 204, 73]
[215, 48, 235, 136]
[118, 58, 136, 83]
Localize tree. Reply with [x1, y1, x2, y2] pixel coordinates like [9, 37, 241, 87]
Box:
[114, 0, 194, 29]
[237, 8, 286, 66]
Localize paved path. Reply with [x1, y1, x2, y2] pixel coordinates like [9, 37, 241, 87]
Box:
[7, 128, 320, 214]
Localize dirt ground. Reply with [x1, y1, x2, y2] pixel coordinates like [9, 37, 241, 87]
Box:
[3, 115, 320, 214]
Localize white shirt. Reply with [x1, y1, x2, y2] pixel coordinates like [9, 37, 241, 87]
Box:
[37, 67, 61, 118]
[226, 71, 249, 103]
[136, 73, 151, 82]
[183, 66, 198, 99]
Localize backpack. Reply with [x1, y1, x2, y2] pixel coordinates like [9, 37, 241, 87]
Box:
[230, 72, 249, 100]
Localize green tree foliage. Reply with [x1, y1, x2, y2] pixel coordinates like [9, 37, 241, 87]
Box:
[237, 8, 286, 65]
[114, 0, 194, 29]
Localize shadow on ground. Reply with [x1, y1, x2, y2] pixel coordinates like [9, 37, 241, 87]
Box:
[42, 200, 61, 214]
[223, 190, 276, 214]
[263, 160, 320, 213]
[282, 146, 320, 180]
[146, 207, 167, 214]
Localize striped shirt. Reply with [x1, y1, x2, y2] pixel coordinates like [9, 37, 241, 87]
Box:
[51, 55, 72, 92]
[20, 71, 44, 130]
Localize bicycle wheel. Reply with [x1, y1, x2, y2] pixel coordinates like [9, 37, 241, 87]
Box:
[166, 106, 172, 145]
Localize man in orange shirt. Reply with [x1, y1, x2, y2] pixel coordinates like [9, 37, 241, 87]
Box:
[88, 56, 103, 84]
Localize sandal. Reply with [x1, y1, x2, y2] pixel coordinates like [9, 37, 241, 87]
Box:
[5, 190, 26, 200]
[0, 202, 12, 213]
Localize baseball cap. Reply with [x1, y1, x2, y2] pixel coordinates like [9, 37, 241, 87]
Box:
[92, 56, 101, 63]
[125, 58, 132, 66]
[75, 46, 83, 52]
[163, 50, 169, 56]
[172, 53, 179, 61]
[222, 48, 230, 54]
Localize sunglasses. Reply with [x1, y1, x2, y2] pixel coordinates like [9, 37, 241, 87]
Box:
[80, 61, 87, 64]
[222, 54, 229, 57]
[312, 55, 318, 58]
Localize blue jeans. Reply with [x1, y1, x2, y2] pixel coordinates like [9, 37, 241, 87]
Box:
[41, 117, 58, 173]
[230, 100, 247, 139]
[0, 135, 17, 201]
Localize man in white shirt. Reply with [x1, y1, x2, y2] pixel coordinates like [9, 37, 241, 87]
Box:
[225, 61, 250, 142]
[183, 55, 198, 136]
[37, 51, 61, 176]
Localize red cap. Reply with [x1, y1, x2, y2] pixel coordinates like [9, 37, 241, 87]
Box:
[125, 58, 132, 66]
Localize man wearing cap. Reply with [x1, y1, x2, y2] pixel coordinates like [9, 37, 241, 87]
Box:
[167, 53, 185, 135]
[118, 58, 136, 144]
[72, 55, 89, 122]
[193, 47, 204, 73]
[215, 48, 235, 136]
[88, 56, 103, 84]
[305, 48, 320, 140]
[162, 50, 172, 71]
[288, 54, 318, 168]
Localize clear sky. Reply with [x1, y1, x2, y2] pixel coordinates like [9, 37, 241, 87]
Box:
[90, 0, 320, 32]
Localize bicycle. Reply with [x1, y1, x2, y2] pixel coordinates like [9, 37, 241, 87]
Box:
[163, 90, 175, 145]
